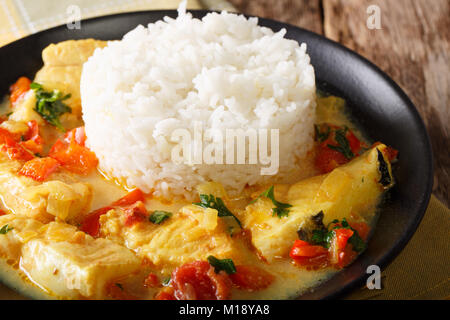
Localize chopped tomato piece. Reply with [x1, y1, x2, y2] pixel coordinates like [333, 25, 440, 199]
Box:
[63, 126, 87, 146]
[144, 273, 160, 288]
[48, 139, 64, 154]
[20, 120, 44, 154]
[155, 287, 176, 300]
[23, 120, 40, 141]
[337, 245, 358, 268]
[292, 254, 329, 269]
[123, 201, 148, 227]
[0, 124, 47, 161]
[9, 77, 31, 106]
[0, 127, 34, 161]
[80, 189, 147, 236]
[0, 209, 6, 216]
[171, 261, 231, 300]
[20, 139, 42, 155]
[315, 144, 349, 173]
[49, 129, 98, 175]
[57, 143, 98, 174]
[335, 228, 354, 249]
[290, 240, 329, 257]
[329, 228, 355, 268]
[314, 124, 364, 173]
[19, 157, 59, 182]
[0, 127, 18, 145]
[112, 189, 145, 207]
[229, 265, 274, 291]
[289, 240, 329, 268]
[346, 130, 363, 155]
[79, 206, 113, 237]
[1, 140, 34, 161]
[349, 221, 370, 241]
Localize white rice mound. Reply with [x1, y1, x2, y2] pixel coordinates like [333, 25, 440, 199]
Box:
[81, 5, 316, 199]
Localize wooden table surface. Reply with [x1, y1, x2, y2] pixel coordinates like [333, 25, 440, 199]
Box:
[229, 0, 449, 207]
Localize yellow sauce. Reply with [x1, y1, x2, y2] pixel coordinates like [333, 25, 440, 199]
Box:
[1, 40, 379, 300]
[0, 86, 385, 300]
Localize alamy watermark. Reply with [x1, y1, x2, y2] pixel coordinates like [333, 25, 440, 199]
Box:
[170, 122, 279, 175]
[367, 5, 382, 30]
[66, 5, 81, 30]
[366, 264, 382, 289]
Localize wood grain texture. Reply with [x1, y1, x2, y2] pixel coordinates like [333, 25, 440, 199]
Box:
[322, 0, 449, 206]
[229, 0, 449, 206]
[229, 0, 323, 34]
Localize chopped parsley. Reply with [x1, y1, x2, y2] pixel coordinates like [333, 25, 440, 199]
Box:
[162, 277, 171, 286]
[207, 255, 236, 275]
[310, 217, 367, 253]
[0, 224, 13, 234]
[297, 213, 367, 253]
[347, 230, 367, 253]
[149, 210, 172, 224]
[314, 124, 331, 143]
[194, 194, 241, 227]
[311, 228, 335, 248]
[255, 185, 292, 218]
[327, 127, 354, 159]
[30, 82, 71, 131]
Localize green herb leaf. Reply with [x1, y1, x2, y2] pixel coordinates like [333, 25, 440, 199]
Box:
[314, 124, 331, 143]
[337, 218, 350, 229]
[348, 232, 367, 253]
[149, 211, 172, 224]
[327, 219, 339, 229]
[115, 283, 124, 291]
[30, 82, 42, 90]
[30, 82, 71, 131]
[162, 277, 171, 286]
[0, 224, 13, 234]
[258, 186, 292, 218]
[309, 217, 367, 253]
[311, 228, 336, 248]
[194, 194, 241, 227]
[327, 127, 354, 159]
[207, 255, 236, 275]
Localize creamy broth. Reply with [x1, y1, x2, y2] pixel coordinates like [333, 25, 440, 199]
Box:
[0, 39, 395, 300]
[0, 92, 382, 300]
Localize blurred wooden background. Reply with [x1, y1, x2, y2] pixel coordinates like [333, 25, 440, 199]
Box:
[229, 0, 449, 207]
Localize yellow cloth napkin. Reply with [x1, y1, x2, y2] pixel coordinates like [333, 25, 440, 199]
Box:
[344, 195, 450, 300]
[0, 0, 202, 47]
[0, 0, 448, 300]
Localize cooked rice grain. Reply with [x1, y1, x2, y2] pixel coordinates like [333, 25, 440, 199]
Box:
[81, 6, 316, 198]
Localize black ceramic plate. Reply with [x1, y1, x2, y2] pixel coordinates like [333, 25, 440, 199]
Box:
[0, 10, 433, 300]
